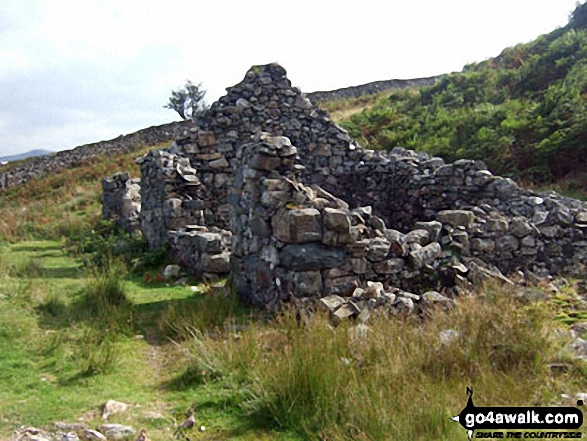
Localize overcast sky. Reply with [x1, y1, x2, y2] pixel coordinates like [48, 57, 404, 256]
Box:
[0, 0, 580, 156]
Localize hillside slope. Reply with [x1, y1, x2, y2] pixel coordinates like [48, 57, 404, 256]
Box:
[0, 121, 187, 190]
[0, 149, 53, 163]
[342, 2, 587, 190]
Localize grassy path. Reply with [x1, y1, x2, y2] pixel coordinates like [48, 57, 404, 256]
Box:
[0, 240, 301, 440]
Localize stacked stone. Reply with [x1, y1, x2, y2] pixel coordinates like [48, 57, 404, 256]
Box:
[136, 148, 232, 277]
[100, 172, 141, 234]
[138, 63, 366, 241]
[136, 149, 206, 249]
[115, 63, 586, 297]
[170, 226, 231, 279]
[230, 134, 461, 317]
[397, 153, 587, 276]
[230, 134, 308, 307]
[414, 203, 587, 278]
[332, 147, 423, 230]
[333, 145, 587, 277]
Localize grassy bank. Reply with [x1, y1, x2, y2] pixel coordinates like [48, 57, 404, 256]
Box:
[0, 143, 164, 243]
[176, 284, 587, 440]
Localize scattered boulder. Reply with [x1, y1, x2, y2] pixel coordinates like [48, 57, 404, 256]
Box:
[565, 338, 587, 361]
[79, 430, 107, 441]
[320, 295, 346, 312]
[163, 265, 181, 280]
[421, 291, 455, 310]
[99, 425, 135, 441]
[102, 400, 130, 420]
[53, 424, 87, 433]
[11, 427, 53, 441]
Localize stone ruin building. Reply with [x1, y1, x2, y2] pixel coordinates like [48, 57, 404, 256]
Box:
[102, 63, 587, 317]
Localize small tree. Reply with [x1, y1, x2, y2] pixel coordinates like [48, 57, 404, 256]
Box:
[164, 80, 209, 120]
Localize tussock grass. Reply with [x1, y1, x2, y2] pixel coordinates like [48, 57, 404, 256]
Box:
[177, 283, 585, 440]
[7, 257, 46, 278]
[53, 212, 92, 239]
[79, 259, 135, 335]
[157, 282, 249, 342]
[36, 292, 67, 318]
[317, 92, 388, 124]
[74, 327, 120, 377]
[84, 260, 129, 310]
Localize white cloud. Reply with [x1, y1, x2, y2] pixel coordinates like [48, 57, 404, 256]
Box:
[0, 0, 580, 156]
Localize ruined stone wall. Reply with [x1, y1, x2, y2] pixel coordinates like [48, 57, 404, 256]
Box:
[230, 136, 460, 315]
[137, 149, 205, 249]
[138, 63, 368, 248]
[0, 121, 188, 191]
[101, 172, 141, 234]
[134, 148, 231, 278]
[112, 63, 586, 299]
[170, 226, 231, 279]
[387, 149, 587, 276]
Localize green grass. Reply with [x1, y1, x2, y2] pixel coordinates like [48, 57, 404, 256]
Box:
[174, 288, 587, 440]
[0, 241, 302, 440]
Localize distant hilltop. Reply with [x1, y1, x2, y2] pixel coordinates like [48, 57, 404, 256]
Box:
[0, 149, 53, 164]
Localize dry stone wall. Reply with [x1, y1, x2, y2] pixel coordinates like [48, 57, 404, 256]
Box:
[0, 121, 187, 191]
[137, 63, 368, 251]
[102, 63, 586, 311]
[135, 148, 231, 278]
[101, 172, 141, 234]
[306, 76, 440, 103]
[325, 145, 587, 277]
[229, 135, 462, 316]
[170, 226, 232, 279]
[136, 149, 206, 249]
